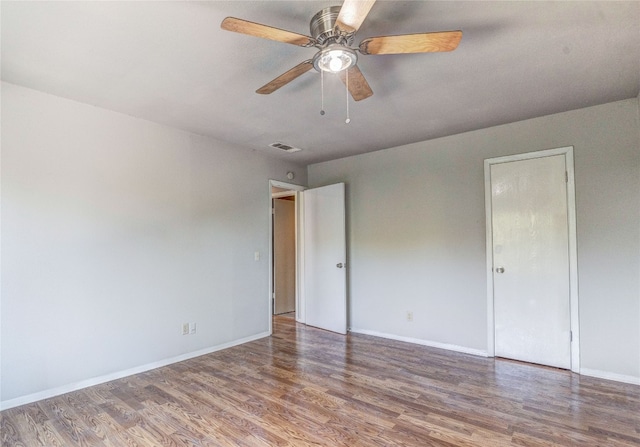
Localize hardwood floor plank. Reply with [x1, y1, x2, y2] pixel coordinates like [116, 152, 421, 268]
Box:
[39, 396, 106, 447]
[2, 314, 640, 446]
[0, 413, 26, 447]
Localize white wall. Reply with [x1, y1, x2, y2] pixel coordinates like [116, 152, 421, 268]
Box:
[0, 82, 307, 406]
[308, 98, 640, 383]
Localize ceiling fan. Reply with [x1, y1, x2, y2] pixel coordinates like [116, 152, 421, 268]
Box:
[221, 0, 462, 102]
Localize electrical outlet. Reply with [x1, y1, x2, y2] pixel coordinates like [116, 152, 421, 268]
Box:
[182, 323, 189, 335]
[407, 311, 413, 322]
[190, 322, 197, 334]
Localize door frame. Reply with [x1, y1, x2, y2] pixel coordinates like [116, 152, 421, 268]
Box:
[268, 180, 305, 335]
[484, 146, 580, 373]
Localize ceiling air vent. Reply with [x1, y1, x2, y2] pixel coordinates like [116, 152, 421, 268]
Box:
[269, 142, 302, 153]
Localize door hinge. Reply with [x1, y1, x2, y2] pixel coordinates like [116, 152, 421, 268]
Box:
[272, 207, 275, 215]
[570, 330, 573, 342]
[565, 171, 569, 183]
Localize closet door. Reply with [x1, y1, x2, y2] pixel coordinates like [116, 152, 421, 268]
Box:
[490, 154, 571, 369]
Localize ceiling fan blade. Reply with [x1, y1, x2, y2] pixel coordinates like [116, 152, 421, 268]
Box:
[256, 60, 314, 95]
[338, 65, 373, 101]
[221, 17, 316, 47]
[335, 0, 376, 34]
[359, 31, 462, 55]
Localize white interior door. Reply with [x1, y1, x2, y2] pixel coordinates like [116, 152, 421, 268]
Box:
[303, 183, 347, 334]
[273, 198, 296, 315]
[490, 154, 571, 369]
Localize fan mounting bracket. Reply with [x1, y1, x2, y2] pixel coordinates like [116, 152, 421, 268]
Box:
[310, 6, 355, 47]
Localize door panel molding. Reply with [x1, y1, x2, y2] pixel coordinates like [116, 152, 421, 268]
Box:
[484, 147, 580, 373]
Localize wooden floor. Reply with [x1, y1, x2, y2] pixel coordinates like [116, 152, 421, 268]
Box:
[2, 315, 639, 446]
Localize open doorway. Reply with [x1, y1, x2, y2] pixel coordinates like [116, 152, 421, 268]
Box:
[268, 180, 348, 336]
[269, 180, 305, 333]
[273, 193, 295, 315]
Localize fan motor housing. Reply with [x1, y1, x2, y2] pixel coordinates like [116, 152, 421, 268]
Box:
[310, 6, 354, 46]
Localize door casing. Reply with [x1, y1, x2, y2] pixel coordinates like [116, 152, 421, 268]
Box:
[484, 146, 580, 373]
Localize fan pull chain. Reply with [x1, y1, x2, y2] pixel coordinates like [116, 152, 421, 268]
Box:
[320, 69, 325, 116]
[345, 69, 351, 124]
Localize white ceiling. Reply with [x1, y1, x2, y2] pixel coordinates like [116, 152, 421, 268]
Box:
[2, 1, 639, 165]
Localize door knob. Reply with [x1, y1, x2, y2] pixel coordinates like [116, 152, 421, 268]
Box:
[336, 263, 344, 268]
[495, 267, 505, 273]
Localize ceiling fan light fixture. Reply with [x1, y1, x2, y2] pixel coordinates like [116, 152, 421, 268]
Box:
[313, 44, 357, 73]
[221, 1, 462, 102]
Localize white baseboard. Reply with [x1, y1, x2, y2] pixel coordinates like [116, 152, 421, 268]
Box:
[5, 330, 636, 411]
[349, 328, 488, 358]
[0, 331, 270, 411]
[350, 330, 640, 386]
[580, 368, 640, 385]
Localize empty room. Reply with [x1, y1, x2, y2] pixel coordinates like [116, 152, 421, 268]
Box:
[1, 1, 639, 446]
